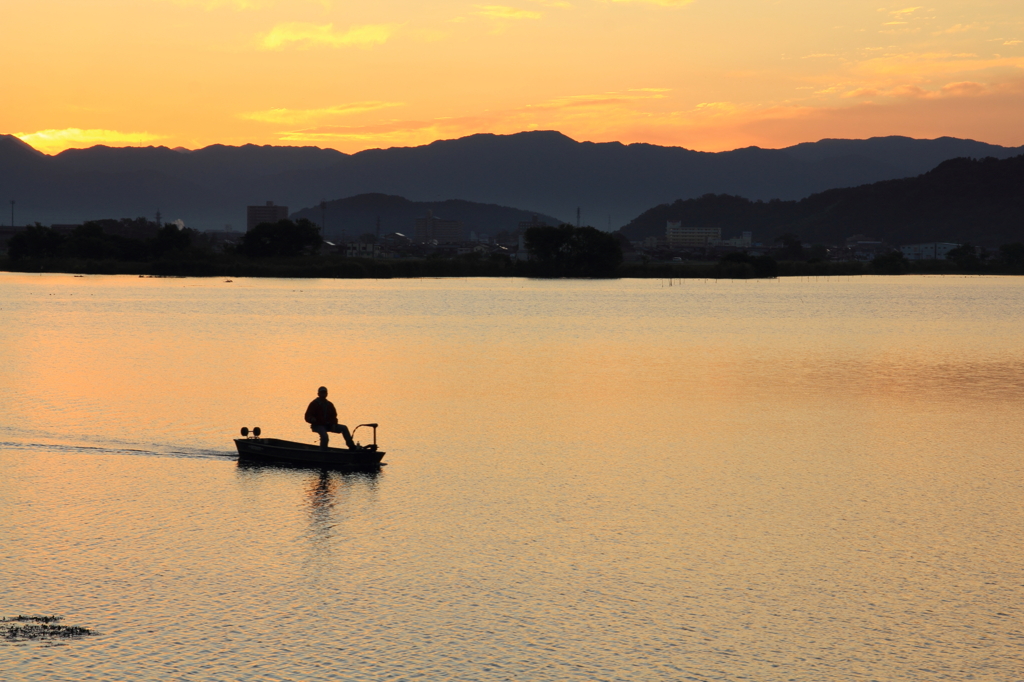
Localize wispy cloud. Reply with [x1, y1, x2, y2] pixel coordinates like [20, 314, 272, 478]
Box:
[888, 7, 923, 18]
[524, 90, 669, 112]
[851, 52, 1024, 79]
[165, 0, 337, 10]
[273, 88, 672, 147]
[474, 5, 542, 20]
[692, 102, 736, 114]
[242, 102, 403, 124]
[261, 23, 395, 50]
[259, 74, 1024, 154]
[607, 0, 695, 6]
[165, 0, 265, 9]
[934, 23, 982, 35]
[15, 128, 162, 154]
[842, 80, 993, 100]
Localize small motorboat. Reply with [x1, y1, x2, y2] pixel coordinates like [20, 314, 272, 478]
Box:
[234, 425, 386, 469]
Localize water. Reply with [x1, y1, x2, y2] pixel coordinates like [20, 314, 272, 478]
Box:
[1, 273, 1022, 681]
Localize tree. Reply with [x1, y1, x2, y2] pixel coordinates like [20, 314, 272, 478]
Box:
[945, 242, 982, 271]
[806, 244, 829, 262]
[775, 233, 804, 260]
[719, 251, 777, 278]
[7, 224, 65, 260]
[152, 223, 196, 257]
[871, 250, 909, 274]
[998, 243, 1024, 271]
[64, 223, 117, 260]
[524, 224, 623, 277]
[240, 219, 322, 258]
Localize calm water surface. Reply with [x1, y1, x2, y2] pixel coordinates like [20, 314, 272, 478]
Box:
[1, 273, 1022, 681]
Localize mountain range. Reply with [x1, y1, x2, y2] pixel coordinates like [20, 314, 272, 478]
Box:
[1, 131, 1022, 230]
[620, 154, 1024, 247]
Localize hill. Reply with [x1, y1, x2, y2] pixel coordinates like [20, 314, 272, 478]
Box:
[2, 131, 1023, 230]
[290, 194, 562, 240]
[618, 154, 1024, 246]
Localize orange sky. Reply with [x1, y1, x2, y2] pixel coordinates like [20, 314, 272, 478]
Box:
[3, 0, 1023, 154]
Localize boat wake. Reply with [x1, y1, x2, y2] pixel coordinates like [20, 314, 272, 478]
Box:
[0, 439, 235, 461]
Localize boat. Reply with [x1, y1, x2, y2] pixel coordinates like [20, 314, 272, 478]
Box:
[234, 425, 386, 469]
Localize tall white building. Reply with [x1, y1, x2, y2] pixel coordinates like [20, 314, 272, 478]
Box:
[666, 221, 721, 248]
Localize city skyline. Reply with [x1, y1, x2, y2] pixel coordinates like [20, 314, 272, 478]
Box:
[4, 0, 1024, 155]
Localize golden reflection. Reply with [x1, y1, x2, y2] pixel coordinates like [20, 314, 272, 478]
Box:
[2, 275, 1024, 681]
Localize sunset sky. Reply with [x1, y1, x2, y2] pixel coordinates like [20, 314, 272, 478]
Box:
[4, 0, 1023, 155]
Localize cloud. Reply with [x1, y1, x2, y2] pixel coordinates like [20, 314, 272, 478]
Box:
[165, 0, 266, 9]
[938, 81, 988, 97]
[261, 23, 395, 50]
[888, 7, 923, 17]
[842, 80, 992, 100]
[607, 0, 695, 6]
[934, 23, 981, 35]
[851, 52, 1024, 80]
[14, 128, 162, 154]
[735, 80, 1024, 150]
[260, 75, 1024, 156]
[165, 0, 336, 9]
[1005, 40, 1022, 46]
[242, 102, 403, 124]
[474, 5, 542, 19]
[272, 88, 675, 148]
[693, 102, 735, 113]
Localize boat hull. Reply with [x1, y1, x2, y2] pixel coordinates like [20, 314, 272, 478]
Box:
[234, 438, 385, 469]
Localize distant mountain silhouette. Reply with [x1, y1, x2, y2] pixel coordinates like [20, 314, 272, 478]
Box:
[290, 194, 561, 240]
[2, 131, 1022, 229]
[619, 154, 1024, 246]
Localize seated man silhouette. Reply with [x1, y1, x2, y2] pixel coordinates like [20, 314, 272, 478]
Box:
[305, 386, 358, 449]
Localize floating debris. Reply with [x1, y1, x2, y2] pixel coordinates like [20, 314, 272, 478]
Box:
[1, 615, 96, 643]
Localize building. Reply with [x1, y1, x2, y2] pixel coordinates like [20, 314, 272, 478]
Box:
[900, 242, 961, 260]
[711, 231, 752, 248]
[247, 201, 289, 231]
[344, 241, 391, 259]
[518, 215, 550, 231]
[666, 222, 721, 248]
[415, 210, 464, 243]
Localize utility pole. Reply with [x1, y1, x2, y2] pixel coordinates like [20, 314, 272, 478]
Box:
[576, 207, 580, 228]
[155, 210, 162, 228]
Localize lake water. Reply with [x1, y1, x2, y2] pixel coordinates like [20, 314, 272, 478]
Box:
[1, 273, 1022, 681]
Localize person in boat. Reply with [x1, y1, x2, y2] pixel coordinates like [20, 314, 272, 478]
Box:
[305, 386, 358, 449]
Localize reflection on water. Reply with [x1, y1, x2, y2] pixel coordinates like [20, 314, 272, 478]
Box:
[1, 274, 1022, 681]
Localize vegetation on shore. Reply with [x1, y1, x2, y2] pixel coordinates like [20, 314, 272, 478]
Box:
[5, 249, 1024, 279]
[4, 220, 1024, 279]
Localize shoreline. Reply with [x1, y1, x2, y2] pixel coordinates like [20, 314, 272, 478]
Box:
[1, 256, 1019, 279]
